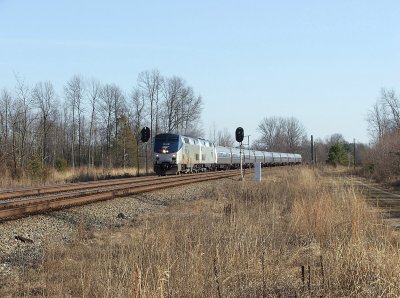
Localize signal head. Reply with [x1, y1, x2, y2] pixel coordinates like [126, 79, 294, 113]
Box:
[235, 127, 244, 143]
[141, 127, 151, 142]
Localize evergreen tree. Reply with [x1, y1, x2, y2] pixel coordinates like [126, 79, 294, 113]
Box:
[327, 143, 349, 166]
[114, 115, 136, 168]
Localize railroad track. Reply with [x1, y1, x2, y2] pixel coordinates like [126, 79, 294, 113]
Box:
[0, 174, 173, 200]
[0, 170, 240, 222]
[345, 176, 400, 227]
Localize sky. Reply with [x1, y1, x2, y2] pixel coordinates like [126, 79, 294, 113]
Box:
[1, 0, 400, 144]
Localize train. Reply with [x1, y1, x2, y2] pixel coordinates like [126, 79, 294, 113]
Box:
[153, 133, 302, 175]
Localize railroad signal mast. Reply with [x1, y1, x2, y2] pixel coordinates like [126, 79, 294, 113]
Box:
[141, 127, 151, 175]
[235, 127, 244, 180]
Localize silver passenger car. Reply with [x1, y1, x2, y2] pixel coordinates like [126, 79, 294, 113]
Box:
[154, 133, 302, 175]
[215, 146, 232, 169]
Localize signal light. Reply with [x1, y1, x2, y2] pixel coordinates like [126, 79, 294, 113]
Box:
[141, 127, 150, 142]
[235, 127, 244, 143]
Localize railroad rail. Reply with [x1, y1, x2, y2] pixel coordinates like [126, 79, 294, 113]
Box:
[0, 174, 172, 200]
[348, 176, 400, 205]
[0, 170, 240, 222]
[342, 175, 400, 228]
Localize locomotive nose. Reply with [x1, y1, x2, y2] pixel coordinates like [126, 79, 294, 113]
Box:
[155, 153, 176, 164]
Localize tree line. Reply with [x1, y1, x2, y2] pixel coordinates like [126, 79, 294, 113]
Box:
[0, 70, 203, 179]
[3, 68, 380, 183]
[254, 116, 307, 153]
[253, 117, 368, 167]
[366, 88, 400, 180]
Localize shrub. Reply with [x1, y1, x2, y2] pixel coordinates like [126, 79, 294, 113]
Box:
[55, 158, 68, 172]
[28, 155, 49, 182]
[327, 143, 349, 166]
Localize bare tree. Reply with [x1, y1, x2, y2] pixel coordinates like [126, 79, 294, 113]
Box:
[112, 85, 125, 166]
[181, 86, 203, 137]
[217, 128, 234, 147]
[161, 76, 182, 133]
[285, 117, 306, 152]
[0, 84, 37, 178]
[138, 69, 163, 143]
[367, 99, 391, 143]
[367, 88, 400, 143]
[49, 108, 65, 168]
[7, 95, 33, 177]
[0, 89, 11, 143]
[381, 88, 400, 129]
[366, 88, 400, 180]
[32, 81, 57, 165]
[325, 133, 347, 147]
[160, 76, 203, 137]
[14, 76, 33, 171]
[257, 116, 306, 152]
[0, 89, 12, 169]
[99, 84, 115, 168]
[0, 70, 205, 183]
[87, 79, 101, 167]
[131, 88, 145, 175]
[257, 116, 284, 151]
[9, 100, 21, 177]
[64, 75, 85, 169]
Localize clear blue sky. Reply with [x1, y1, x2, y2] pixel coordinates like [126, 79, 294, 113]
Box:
[1, 0, 399, 144]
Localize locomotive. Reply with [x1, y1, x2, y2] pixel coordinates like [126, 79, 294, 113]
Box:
[153, 133, 302, 175]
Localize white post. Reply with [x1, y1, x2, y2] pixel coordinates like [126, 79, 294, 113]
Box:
[254, 161, 261, 182]
[240, 142, 243, 180]
[145, 142, 148, 175]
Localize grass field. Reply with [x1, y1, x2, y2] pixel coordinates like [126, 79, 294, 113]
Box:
[0, 166, 147, 189]
[2, 167, 400, 297]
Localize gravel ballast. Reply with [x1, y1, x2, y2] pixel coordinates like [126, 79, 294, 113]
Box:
[0, 178, 231, 279]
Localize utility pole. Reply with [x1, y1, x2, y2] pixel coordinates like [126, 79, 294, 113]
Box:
[353, 138, 356, 171]
[311, 135, 314, 167]
[244, 135, 251, 159]
[245, 135, 251, 148]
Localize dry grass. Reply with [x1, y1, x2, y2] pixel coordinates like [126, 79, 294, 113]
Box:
[0, 167, 148, 189]
[2, 167, 400, 297]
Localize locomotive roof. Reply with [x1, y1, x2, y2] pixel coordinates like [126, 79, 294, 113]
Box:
[155, 133, 213, 143]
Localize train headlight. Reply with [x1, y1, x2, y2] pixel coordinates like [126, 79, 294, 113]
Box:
[162, 149, 169, 154]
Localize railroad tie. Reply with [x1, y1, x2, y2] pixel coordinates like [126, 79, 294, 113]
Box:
[15, 235, 34, 243]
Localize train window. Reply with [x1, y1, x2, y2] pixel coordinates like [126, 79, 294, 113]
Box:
[195, 154, 199, 161]
[202, 154, 205, 161]
[168, 136, 178, 142]
[184, 138, 190, 144]
[156, 134, 179, 142]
